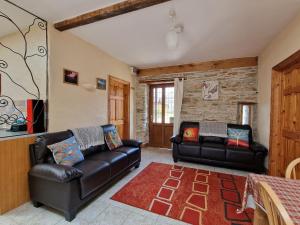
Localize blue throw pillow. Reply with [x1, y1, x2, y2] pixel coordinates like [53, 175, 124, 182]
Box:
[227, 128, 250, 148]
[47, 136, 84, 166]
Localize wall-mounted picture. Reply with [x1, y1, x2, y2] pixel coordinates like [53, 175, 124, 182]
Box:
[203, 80, 219, 100]
[96, 78, 106, 90]
[64, 69, 79, 85]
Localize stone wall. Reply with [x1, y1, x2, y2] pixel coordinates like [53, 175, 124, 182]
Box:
[136, 82, 150, 143]
[136, 66, 258, 143]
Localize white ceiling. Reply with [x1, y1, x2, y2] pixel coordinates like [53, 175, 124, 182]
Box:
[7, 0, 300, 68]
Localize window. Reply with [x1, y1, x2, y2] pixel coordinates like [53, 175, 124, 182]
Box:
[238, 102, 255, 126]
[150, 85, 174, 124]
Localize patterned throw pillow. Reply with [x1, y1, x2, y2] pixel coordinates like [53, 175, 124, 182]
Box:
[183, 127, 199, 142]
[47, 136, 84, 166]
[104, 129, 123, 150]
[227, 128, 250, 148]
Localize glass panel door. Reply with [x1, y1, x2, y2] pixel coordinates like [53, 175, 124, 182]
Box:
[165, 87, 174, 123]
[152, 87, 163, 123]
[149, 84, 174, 148]
[151, 85, 174, 124]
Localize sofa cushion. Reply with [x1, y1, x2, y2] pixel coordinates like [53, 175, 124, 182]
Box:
[74, 160, 110, 199]
[178, 142, 201, 157]
[201, 136, 225, 144]
[87, 151, 128, 177]
[183, 127, 199, 142]
[47, 136, 84, 166]
[201, 143, 226, 160]
[227, 128, 250, 148]
[103, 127, 123, 150]
[226, 146, 254, 163]
[115, 146, 140, 165]
[227, 124, 253, 144]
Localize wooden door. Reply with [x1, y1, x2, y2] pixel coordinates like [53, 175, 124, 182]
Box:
[269, 50, 300, 177]
[149, 84, 174, 148]
[108, 76, 130, 139]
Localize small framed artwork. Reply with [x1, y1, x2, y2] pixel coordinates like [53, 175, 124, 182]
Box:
[202, 80, 219, 100]
[96, 78, 106, 90]
[63, 69, 79, 85]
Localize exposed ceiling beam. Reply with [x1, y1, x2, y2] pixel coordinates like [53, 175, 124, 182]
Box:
[54, 0, 171, 31]
[137, 57, 258, 77]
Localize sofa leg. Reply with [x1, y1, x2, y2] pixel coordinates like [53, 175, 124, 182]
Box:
[65, 210, 76, 222]
[135, 163, 140, 169]
[173, 158, 178, 163]
[32, 201, 43, 208]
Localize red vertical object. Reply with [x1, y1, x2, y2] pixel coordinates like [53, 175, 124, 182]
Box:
[27, 99, 33, 134]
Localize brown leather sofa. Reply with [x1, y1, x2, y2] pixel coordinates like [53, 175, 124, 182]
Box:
[28, 124, 142, 221]
[171, 122, 268, 173]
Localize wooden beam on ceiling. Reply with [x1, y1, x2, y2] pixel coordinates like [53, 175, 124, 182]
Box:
[137, 57, 258, 77]
[54, 0, 171, 31]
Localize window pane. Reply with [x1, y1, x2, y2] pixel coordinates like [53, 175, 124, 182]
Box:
[165, 87, 174, 123]
[153, 88, 162, 123]
[242, 105, 250, 125]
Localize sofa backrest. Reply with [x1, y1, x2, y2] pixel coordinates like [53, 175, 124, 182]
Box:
[101, 124, 116, 133]
[30, 130, 74, 166]
[179, 121, 254, 144]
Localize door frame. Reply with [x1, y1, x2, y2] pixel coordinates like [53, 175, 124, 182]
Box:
[269, 49, 300, 176]
[107, 75, 130, 139]
[148, 83, 174, 147]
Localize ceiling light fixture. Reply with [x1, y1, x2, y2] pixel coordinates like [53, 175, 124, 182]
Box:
[166, 9, 184, 50]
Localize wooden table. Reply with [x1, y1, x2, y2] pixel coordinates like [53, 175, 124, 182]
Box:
[240, 174, 300, 225]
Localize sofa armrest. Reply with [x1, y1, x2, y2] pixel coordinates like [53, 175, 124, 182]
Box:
[251, 142, 268, 154]
[29, 164, 83, 183]
[122, 139, 143, 148]
[170, 135, 182, 144]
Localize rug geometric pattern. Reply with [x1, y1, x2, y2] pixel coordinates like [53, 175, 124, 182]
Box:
[111, 162, 253, 225]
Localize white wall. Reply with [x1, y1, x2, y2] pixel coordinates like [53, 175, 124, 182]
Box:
[0, 26, 47, 101]
[48, 26, 136, 138]
[257, 12, 300, 148]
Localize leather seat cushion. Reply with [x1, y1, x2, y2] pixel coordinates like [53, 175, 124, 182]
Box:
[178, 143, 201, 157]
[115, 147, 140, 165]
[201, 143, 226, 160]
[74, 160, 110, 199]
[87, 151, 128, 177]
[226, 146, 254, 163]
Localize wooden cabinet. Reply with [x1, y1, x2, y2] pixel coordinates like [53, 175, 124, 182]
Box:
[0, 136, 35, 214]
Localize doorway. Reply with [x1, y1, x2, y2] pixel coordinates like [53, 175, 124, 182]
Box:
[108, 75, 130, 139]
[269, 50, 300, 177]
[149, 84, 174, 148]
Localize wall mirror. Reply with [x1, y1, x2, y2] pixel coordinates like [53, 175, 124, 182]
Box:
[0, 0, 48, 138]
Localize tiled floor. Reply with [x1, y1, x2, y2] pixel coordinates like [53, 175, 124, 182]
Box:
[0, 147, 250, 225]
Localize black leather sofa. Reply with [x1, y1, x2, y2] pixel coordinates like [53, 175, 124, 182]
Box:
[171, 122, 267, 173]
[28, 124, 142, 221]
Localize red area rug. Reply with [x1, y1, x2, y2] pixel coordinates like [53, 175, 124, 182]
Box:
[111, 162, 253, 225]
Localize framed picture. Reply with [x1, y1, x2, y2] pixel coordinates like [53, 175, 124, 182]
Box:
[63, 69, 78, 85]
[203, 80, 219, 100]
[96, 78, 106, 90]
